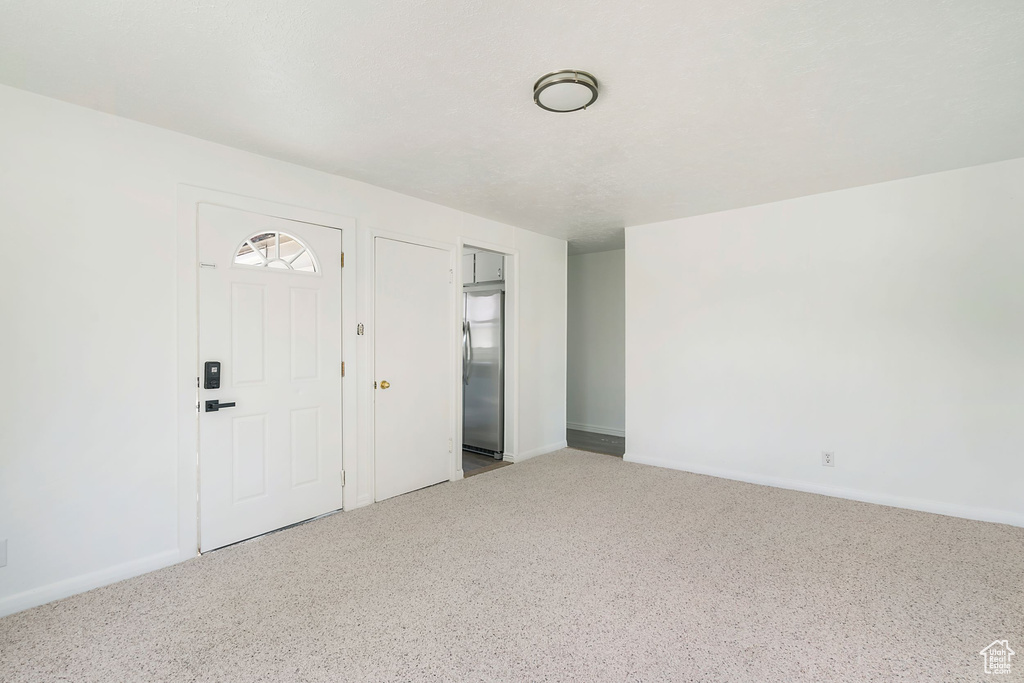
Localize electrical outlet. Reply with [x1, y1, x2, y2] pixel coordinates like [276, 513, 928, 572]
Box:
[822, 451, 835, 467]
[0, 539, 6, 568]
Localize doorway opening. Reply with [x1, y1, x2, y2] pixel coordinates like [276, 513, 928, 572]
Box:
[461, 246, 510, 477]
[565, 248, 626, 457]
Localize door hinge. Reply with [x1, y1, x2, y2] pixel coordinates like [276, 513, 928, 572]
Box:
[449, 268, 453, 283]
[340, 252, 345, 268]
[341, 361, 345, 377]
[448, 438, 453, 453]
[340, 471, 346, 486]
[357, 323, 364, 336]
[196, 376, 200, 388]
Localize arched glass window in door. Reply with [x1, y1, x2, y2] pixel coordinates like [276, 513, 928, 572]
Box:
[234, 231, 318, 273]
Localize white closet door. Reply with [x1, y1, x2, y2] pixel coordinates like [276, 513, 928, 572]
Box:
[374, 237, 452, 501]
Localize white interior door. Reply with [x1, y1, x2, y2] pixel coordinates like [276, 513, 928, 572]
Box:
[374, 237, 453, 501]
[198, 204, 343, 552]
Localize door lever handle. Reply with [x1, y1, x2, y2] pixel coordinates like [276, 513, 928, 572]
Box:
[205, 400, 237, 412]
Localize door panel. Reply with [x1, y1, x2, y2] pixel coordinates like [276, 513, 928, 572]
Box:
[374, 237, 452, 501]
[290, 288, 319, 380]
[232, 414, 268, 501]
[290, 407, 321, 486]
[231, 283, 267, 384]
[198, 204, 343, 552]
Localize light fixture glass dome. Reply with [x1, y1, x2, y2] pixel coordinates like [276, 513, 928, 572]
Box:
[533, 70, 598, 113]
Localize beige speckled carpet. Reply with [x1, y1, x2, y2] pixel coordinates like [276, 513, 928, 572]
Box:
[2, 449, 1022, 682]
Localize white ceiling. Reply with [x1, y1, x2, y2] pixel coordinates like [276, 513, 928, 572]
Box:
[2, 0, 1023, 253]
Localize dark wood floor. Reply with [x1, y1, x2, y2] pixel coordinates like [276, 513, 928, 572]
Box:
[566, 429, 625, 457]
[462, 450, 511, 477]
[462, 429, 624, 475]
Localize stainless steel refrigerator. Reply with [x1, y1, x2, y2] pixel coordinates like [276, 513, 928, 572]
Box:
[462, 287, 504, 457]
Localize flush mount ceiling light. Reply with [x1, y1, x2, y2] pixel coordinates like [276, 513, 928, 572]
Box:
[533, 70, 599, 113]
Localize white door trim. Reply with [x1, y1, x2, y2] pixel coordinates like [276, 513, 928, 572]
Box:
[457, 237, 520, 464]
[359, 229, 459, 502]
[176, 185, 357, 560]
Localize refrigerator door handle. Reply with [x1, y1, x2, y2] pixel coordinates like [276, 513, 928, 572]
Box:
[463, 319, 473, 385]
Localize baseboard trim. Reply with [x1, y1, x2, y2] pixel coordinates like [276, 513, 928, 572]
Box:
[0, 548, 184, 618]
[508, 440, 567, 463]
[624, 453, 1024, 528]
[566, 422, 626, 438]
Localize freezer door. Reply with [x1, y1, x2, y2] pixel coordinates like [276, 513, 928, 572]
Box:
[462, 289, 504, 455]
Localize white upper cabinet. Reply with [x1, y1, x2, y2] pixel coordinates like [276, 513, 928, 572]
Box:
[462, 250, 504, 284]
[474, 251, 503, 283]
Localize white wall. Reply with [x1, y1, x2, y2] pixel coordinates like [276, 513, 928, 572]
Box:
[0, 84, 567, 615]
[513, 229, 568, 460]
[625, 157, 1024, 527]
[567, 249, 625, 436]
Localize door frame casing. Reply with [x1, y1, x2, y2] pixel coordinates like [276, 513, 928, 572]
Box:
[176, 185, 357, 559]
[362, 230, 459, 503]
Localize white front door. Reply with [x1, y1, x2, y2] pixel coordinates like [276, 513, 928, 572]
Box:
[374, 237, 453, 501]
[198, 204, 343, 552]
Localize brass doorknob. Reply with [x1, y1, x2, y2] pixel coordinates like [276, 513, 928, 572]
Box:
[379, 380, 390, 389]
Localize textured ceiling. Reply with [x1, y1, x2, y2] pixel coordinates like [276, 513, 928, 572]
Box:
[2, 0, 1023, 253]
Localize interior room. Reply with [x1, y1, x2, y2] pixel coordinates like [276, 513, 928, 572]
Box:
[1, 1, 1022, 681]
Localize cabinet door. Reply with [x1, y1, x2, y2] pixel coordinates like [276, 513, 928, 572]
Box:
[474, 251, 503, 282]
[462, 253, 476, 285]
